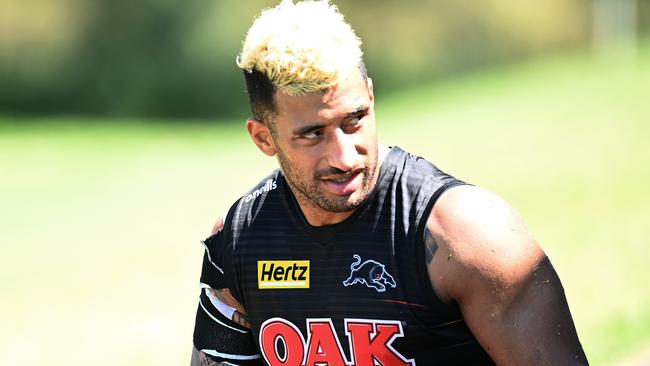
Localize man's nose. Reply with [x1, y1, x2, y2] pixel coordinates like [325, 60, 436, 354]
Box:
[327, 128, 359, 172]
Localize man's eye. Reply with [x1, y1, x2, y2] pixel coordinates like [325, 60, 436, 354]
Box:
[345, 115, 365, 130]
[303, 130, 323, 139]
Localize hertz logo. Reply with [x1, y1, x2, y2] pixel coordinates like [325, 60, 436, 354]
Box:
[258, 260, 310, 289]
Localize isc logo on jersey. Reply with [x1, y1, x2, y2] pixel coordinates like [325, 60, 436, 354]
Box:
[260, 317, 415, 366]
[258, 260, 310, 289]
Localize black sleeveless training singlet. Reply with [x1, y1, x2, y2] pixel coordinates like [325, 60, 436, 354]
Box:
[197, 146, 495, 365]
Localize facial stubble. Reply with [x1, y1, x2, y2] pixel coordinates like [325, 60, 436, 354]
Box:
[275, 143, 379, 214]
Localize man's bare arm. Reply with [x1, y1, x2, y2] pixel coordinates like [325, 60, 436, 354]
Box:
[426, 185, 588, 365]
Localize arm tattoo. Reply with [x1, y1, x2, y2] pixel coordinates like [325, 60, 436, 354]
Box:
[233, 310, 251, 329]
[207, 288, 251, 329]
[424, 228, 439, 264]
[210, 288, 231, 305]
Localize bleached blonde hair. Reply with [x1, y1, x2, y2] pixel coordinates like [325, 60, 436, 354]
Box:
[237, 0, 364, 96]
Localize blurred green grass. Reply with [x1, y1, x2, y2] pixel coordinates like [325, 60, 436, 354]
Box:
[1, 45, 648, 365]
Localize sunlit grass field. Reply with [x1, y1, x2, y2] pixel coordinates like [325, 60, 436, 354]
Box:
[1, 46, 648, 365]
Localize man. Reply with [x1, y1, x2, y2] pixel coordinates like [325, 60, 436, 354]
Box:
[191, 1, 588, 365]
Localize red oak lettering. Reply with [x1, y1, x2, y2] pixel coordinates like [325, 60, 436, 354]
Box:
[260, 319, 305, 366]
[345, 320, 414, 366]
[305, 319, 347, 366]
[259, 318, 415, 366]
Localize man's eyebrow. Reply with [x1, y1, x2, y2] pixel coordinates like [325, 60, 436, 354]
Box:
[292, 106, 369, 135]
[293, 123, 326, 136]
[346, 105, 370, 118]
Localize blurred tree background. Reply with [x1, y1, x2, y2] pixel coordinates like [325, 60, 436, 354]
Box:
[1, 1, 649, 365]
[1, 0, 648, 119]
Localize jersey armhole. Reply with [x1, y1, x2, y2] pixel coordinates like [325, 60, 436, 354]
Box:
[414, 180, 469, 309]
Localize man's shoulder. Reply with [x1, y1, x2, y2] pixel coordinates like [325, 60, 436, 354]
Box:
[219, 168, 284, 236]
[385, 147, 467, 224]
[389, 146, 465, 192]
[220, 169, 283, 220]
[239, 169, 283, 205]
[426, 185, 545, 295]
[429, 185, 536, 255]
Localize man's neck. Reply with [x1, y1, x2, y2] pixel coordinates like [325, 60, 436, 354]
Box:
[296, 144, 389, 227]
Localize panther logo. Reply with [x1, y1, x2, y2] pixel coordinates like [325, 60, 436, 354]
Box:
[342, 254, 397, 293]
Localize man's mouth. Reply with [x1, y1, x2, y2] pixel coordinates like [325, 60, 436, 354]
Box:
[320, 170, 364, 196]
[330, 174, 354, 183]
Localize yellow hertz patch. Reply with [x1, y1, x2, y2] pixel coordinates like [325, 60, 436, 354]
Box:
[258, 260, 310, 289]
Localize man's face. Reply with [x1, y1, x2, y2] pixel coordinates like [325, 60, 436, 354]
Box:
[268, 69, 379, 215]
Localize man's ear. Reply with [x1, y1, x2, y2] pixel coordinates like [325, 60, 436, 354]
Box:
[246, 118, 277, 156]
[367, 77, 374, 103]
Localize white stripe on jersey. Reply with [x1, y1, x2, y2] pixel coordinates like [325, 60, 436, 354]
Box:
[203, 287, 237, 320]
[199, 297, 248, 334]
[201, 241, 225, 273]
[201, 348, 261, 360]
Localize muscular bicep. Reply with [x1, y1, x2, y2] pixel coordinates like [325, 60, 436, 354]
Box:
[461, 255, 586, 365]
[426, 185, 587, 365]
